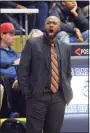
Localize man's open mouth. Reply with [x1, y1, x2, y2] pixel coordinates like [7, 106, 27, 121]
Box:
[48, 29, 54, 35]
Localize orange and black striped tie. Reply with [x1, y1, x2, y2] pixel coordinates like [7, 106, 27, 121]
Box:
[50, 43, 59, 93]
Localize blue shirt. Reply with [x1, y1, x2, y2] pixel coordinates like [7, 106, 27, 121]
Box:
[0, 46, 21, 80]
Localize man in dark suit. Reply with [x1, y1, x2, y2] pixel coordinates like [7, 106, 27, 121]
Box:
[18, 16, 73, 133]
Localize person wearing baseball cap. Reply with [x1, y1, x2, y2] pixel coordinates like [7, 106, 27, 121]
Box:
[0, 22, 20, 47]
[0, 22, 20, 81]
[0, 22, 17, 34]
[0, 22, 22, 118]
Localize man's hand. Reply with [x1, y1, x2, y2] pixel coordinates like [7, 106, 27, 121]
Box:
[12, 80, 19, 89]
[75, 28, 84, 42]
[71, 3, 78, 16]
[16, 5, 27, 9]
[14, 58, 20, 65]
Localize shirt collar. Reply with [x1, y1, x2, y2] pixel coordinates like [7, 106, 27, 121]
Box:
[0, 45, 15, 52]
[43, 33, 58, 47]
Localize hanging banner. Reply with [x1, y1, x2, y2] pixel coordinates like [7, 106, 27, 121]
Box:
[71, 45, 89, 56]
[65, 66, 89, 114]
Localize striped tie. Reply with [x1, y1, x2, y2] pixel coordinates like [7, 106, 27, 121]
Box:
[50, 43, 59, 93]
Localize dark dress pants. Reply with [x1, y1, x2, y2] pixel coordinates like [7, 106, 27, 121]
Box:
[26, 90, 66, 133]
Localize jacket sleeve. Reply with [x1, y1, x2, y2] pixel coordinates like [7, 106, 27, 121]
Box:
[73, 8, 89, 32]
[6, 1, 18, 8]
[0, 55, 14, 66]
[0, 50, 18, 79]
[18, 39, 32, 96]
[0, 67, 17, 80]
[49, 7, 75, 33]
[60, 22, 75, 33]
[16, 53, 21, 58]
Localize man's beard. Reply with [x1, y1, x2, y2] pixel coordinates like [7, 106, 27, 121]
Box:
[45, 30, 58, 40]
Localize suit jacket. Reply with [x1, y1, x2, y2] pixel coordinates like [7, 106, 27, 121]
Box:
[18, 35, 73, 104]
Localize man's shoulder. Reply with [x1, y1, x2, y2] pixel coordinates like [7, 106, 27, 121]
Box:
[58, 41, 71, 52]
[59, 41, 71, 48]
[27, 35, 44, 44]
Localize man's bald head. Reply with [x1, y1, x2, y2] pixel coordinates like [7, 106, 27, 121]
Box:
[45, 16, 60, 25]
[45, 16, 61, 40]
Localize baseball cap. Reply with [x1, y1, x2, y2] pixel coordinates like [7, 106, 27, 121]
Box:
[0, 22, 19, 34]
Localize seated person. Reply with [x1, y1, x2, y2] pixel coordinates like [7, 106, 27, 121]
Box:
[49, 0, 89, 43]
[0, 22, 23, 117]
[0, 22, 20, 89]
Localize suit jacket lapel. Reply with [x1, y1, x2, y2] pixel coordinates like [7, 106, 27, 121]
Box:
[55, 40, 64, 72]
[40, 36, 50, 72]
[55, 40, 62, 60]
